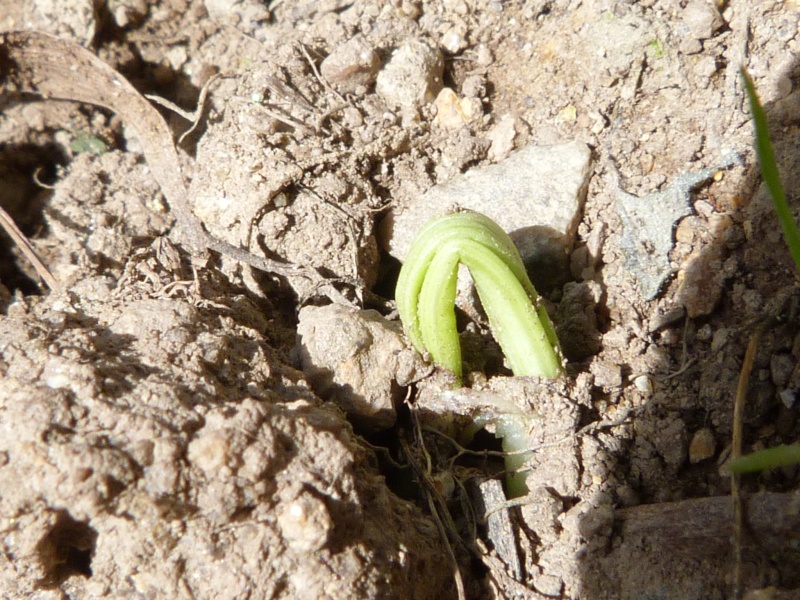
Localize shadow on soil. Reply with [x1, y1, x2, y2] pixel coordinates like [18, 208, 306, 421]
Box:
[576, 60, 800, 599]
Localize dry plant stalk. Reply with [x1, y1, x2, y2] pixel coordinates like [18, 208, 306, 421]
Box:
[731, 327, 763, 600]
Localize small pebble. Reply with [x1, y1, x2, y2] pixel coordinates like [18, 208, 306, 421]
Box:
[674, 217, 697, 244]
[110, 0, 148, 28]
[689, 428, 716, 463]
[586, 224, 605, 266]
[711, 328, 730, 353]
[555, 104, 577, 124]
[780, 389, 797, 410]
[694, 55, 719, 79]
[401, 1, 421, 19]
[432, 88, 480, 129]
[616, 485, 639, 507]
[277, 494, 332, 553]
[634, 375, 653, 395]
[770, 354, 795, 388]
[376, 39, 444, 109]
[747, 381, 776, 424]
[678, 35, 702, 56]
[682, 0, 724, 41]
[487, 114, 518, 160]
[321, 35, 381, 95]
[570, 245, 589, 280]
[696, 323, 712, 342]
[591, 360, 622, 390]
[475, 43, 494, 66]
[441, 26, 467, 54]
[678, 246, 726, 317]
[342, 106, 363, 128]
[450, 0, 469, 15]
[694, 200, 715, 218]
[461, 74, 486, 98]
[534, 573, 564, 597]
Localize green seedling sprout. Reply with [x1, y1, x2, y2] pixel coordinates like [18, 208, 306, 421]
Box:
[396, 210, 564, 381]
[396, 210, 564, 496]
[70, 130, 108, 155]
[729, 69, 800, 474]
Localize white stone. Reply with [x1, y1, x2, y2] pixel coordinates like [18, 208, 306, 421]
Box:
[382, 142, 592, 278]
[375, 39, 444, 109]
[432, 88, 480, 129]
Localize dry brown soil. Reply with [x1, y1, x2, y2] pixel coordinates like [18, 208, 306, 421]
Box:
[1, 1, 800, 599]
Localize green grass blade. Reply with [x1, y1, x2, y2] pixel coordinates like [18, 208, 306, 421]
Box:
[729, 444, 800, 473]
[742, 68, 800, 273]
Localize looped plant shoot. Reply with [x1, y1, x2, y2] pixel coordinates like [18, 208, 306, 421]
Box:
[396, 210, 564, 382]
[395, 210, 564, 496]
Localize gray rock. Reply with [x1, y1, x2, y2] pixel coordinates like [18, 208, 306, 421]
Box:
[320, 35, 381, 95]
[615, 155, 739, 300]
[382, 142, 592, 290]
[375, 39, 444, 109]
[771, 353, 795, 389]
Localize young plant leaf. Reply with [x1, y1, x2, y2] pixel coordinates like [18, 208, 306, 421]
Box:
[742, 68, 800, 273]
[729, 444, 800, 473]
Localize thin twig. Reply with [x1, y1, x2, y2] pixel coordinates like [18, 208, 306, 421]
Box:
[357, 436, 408, 470]
[401, 431, 466, 600]
[661, 314, 697, 381]
[257, 103, 313, 134]
[0, 206, 59, 290]
[731, 327, 763, 600]
[299, 42, 345, 105]
[145, 73, 221, 145]
[425, 492, 467, 600]
[404, 409, 467, 600]
[660, 357, 697, 381]
[32, 166, 57, 189]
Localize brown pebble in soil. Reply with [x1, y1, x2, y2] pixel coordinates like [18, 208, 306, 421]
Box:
[676, 244, 727, 318]
[689, 428, 716, 464]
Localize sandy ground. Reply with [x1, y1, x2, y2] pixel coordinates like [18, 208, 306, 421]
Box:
[1, 1, 800, 598]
